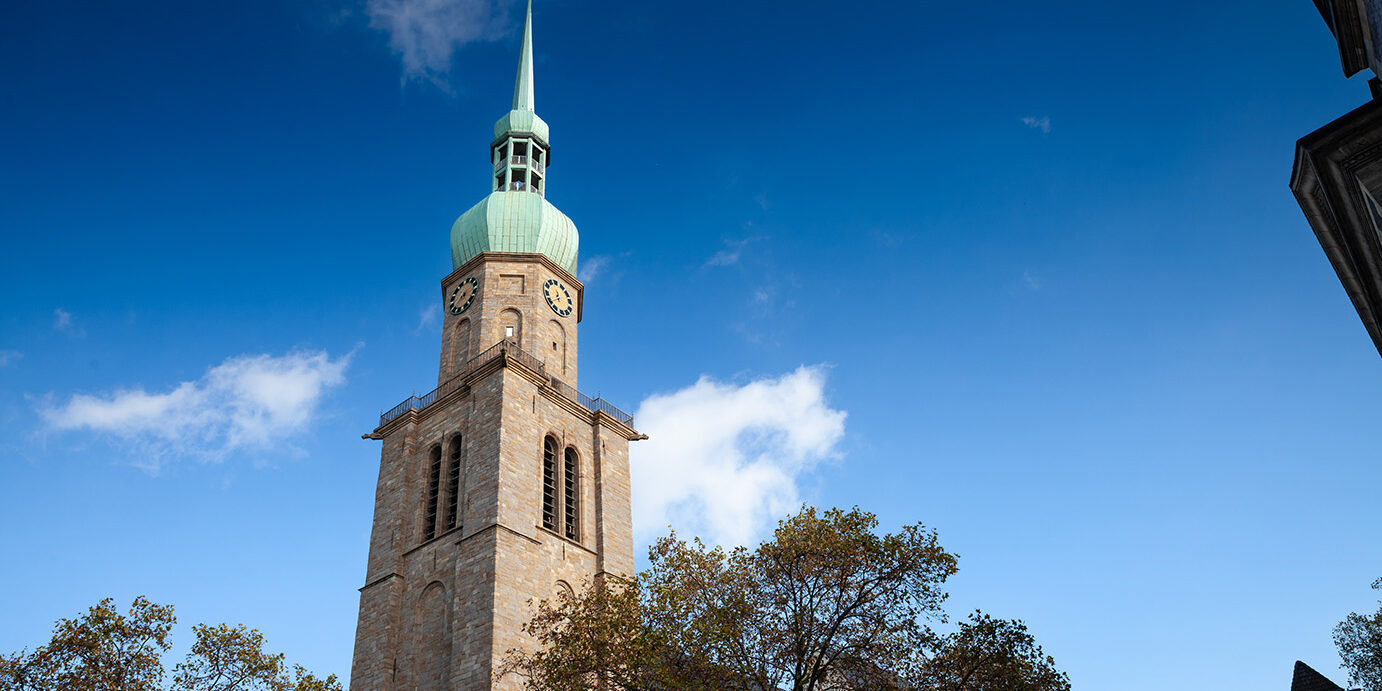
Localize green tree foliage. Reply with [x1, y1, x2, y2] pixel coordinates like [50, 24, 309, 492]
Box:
[1336, 578, 1382, 691]
[500, 505, 1071, 691]
[923, 612, 1071, 691]
[0, 598, 340, 691]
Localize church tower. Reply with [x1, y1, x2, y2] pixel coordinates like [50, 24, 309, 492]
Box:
[350, 4, 642, 688]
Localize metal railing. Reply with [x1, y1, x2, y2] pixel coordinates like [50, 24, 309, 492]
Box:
[493, 156, 544, 174]
[549, 379, 634, 427]
[379, 339, 633, 428]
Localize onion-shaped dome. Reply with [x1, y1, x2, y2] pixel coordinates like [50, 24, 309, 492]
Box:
[495, 109, 549, 146]
[451, 190, 578, 275]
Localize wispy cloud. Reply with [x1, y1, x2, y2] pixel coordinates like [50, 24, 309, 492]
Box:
[416, 303, 439, 334]
[366, 0, 513, 89]
[0, 350, 21, 368]
[751, 286, 776, 306]
[1022, 270, 1042, 291]
[579, 255, 612, 284]
[705, 237, 758, 268]
[631, 366, 847, 546]
[871, 229, 904, 247]
[40, 350, 352, 471]
[1021, 116, 1052, 134]
[52, 308, 83, 337]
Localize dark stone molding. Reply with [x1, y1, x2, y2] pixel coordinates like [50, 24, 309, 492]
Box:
[1291, 98, 1382, 357]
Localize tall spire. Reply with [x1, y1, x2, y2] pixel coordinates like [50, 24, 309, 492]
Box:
[512, 0, 535, 112]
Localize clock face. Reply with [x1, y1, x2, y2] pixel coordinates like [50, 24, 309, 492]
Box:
[543, 279, 573, 317]
[448, 277, 478, 315]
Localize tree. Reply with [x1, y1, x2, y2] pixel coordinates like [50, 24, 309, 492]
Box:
[500, 505, 1070, 691]
[923, 612, 1071, 691]
[1336, 577, 1382, 691]
[0, 598, 341, 691]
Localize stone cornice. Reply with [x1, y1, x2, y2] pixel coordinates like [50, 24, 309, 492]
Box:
[535, 524, 599, 557]
[358, 572, 400, 593]
[372, 346, 643, 441]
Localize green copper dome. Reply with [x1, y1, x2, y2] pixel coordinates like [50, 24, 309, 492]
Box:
[451, 191, 578, 274]
[494, 109, 549, 145]
[450, 0, 576, 276]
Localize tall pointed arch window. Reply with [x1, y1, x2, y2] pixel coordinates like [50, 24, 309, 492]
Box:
[443, 436, 463, 532]
[563, 447, 579, 540]
[542, 436, 558, 531]
[424, 445, 442, 541]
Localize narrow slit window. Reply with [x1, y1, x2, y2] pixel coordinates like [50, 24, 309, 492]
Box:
[563, 447, 579, 540]
[542, 437, 558, 531]
[424, 445, 442, 541]
[444, 437, 462, 531]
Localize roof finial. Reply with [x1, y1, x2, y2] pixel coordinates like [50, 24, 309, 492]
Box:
[512, 0, 534, 112]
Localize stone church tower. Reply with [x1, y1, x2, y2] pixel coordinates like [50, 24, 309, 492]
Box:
[350, 4, 642, 688]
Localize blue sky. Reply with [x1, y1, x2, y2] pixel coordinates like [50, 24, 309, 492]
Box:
[2, 0, 1380, 688]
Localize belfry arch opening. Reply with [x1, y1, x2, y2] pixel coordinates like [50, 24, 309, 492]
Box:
[444, 435, 463, 532]
[424, 444, 442, 541]
[500, 308, 523, 346]
[541, 436, 558, 531]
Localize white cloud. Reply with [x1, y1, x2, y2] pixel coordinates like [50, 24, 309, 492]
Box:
[705, 237, 755, 268]
[366, 0, 512, 88]
[0, 350, 20, 368]
[416, 303, 439, 334]
[579, 255, 611, 284]
[631, 366, 847, 547]
[705, 248, 742, 267]
[41, 350, 351, 470]
[1021, 116, 1052, 134]
[1022, 270, 1042, 291]
[53, 308, 83, 336]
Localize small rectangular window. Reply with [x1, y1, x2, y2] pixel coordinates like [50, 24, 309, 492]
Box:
[505, 326, 515, 338]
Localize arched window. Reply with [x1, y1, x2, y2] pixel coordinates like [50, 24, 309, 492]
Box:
[542, 436, 558, 531]
[414, 582, 451, 691]
[500, 308, 523, 346]
[563, 447, 579, 540]
[452, 319, 471, 371]
[549, 320, 566, 374]
[555, 580, 575, 601]
[424, 445, 442, 541]
[443, 436, 463, 532]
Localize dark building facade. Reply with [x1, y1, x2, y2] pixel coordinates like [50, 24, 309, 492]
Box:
[1291, 100, 1382, 355]
[1312, 0, 1382, 78]
[1292, 1, 1382, 357]
[1291, 660, 1347, 691]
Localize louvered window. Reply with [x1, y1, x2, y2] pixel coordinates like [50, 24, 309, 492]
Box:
[563, 447, 579, 540]
[542, 437, 558, 531]
[424, 445, 442, 541]
[444, 437, 462, 531]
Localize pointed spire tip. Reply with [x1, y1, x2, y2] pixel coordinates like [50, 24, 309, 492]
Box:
[512, 0, 535, 112]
